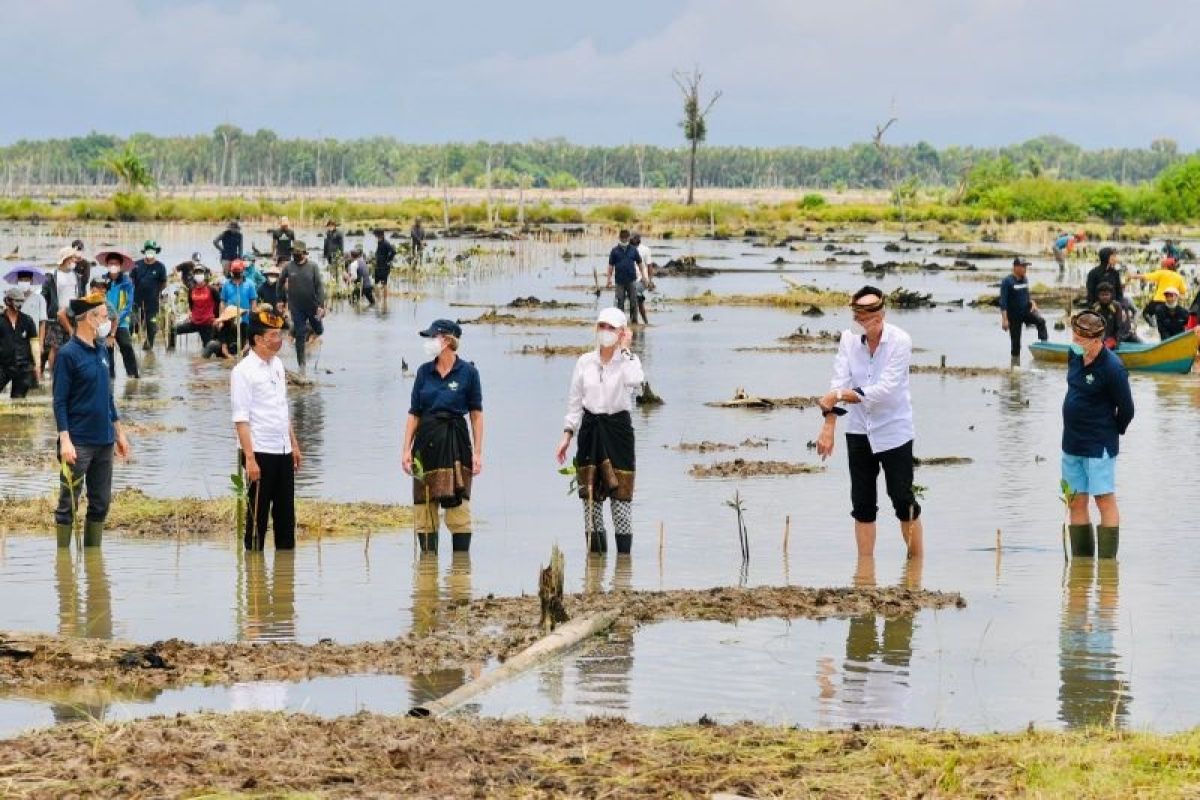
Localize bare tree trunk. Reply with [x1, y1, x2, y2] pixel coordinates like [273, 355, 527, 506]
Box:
[687, 140, 698, 205]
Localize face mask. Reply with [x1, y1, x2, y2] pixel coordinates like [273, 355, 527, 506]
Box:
[16, 280, 30, 289]
[1166, 298, 1179, 308]
[266, 276, 277, 284]
[849, 320, 867, 337]
[597, 330, 619, 348]
[108, 268, 121, 278]
[423, 338, 444, 358]
[144, 253, 156, 261]
[1069, 343, 1085, 356]
[96, 320, 112, 339]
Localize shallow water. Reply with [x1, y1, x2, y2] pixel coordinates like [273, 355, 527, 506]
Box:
[2, 222, 1199, 733]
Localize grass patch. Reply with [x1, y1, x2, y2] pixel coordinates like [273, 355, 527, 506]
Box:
[0, 488, 411, 537]
[690, 459, 825, 478]
[2, 714, 1198, 798]
[668, 283, 851, 309]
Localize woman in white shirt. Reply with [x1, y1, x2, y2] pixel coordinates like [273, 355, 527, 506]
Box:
[555, 307, 645, 554]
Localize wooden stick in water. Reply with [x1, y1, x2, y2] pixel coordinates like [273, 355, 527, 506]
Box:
[783, 515, 791, 553]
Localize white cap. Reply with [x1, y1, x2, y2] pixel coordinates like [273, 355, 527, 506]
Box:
[57, 246, 78, 265]
[596, 307, 626, 328]
[1163, 286, 1180, 295]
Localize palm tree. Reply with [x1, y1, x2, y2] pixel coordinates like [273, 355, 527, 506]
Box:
[100, 144, 156, 191]
[673, 68, 721, 206]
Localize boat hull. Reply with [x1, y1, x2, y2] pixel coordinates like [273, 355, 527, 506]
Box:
[1030, 331, 1198, 374]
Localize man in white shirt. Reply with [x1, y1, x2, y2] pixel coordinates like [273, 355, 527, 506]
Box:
[815, 286, 923, 560]
[231, 309, 302, 551]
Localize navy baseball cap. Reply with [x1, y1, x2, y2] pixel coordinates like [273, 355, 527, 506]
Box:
[419, 319, 462, 338]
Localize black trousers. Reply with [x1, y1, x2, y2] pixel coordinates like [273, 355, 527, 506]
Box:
[174, 319, 215, 347]
[244, 451, 295, 551]
[1007, 309, 1048, 357]
[846, 434, 920, 523]
[0, 364, 33, 398]
[108, 328, 139, 378]
[136, 298, 159, 346]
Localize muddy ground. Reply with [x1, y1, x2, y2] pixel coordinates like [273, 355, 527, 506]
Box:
[1, 712, 1196, 799]
[689, 459, 824, 478]
[0, 584, 963, 692]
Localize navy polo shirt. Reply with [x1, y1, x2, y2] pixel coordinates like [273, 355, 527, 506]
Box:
[608, 243, 641, 285]
[53, 336, 119, 445]
[1062, 347, 1134, 458]
[998, 274, 1032, 316]
[409, 357, 483, 416]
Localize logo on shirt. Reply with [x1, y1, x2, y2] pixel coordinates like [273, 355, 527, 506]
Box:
[1085, 374, 1095, 385]
[447, 381, 459, 391]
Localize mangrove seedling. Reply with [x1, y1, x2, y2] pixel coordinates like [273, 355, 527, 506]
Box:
[725, 490, 750, 565]
[558, 459, 580, 496]
[59, 459, 85, 548]
[411, 453, 439, 547]
[1058, 478, 1076, 563]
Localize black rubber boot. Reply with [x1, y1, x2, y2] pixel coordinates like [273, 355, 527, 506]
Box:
[588, 529, 607, 554]
[452, 532, 472, 552]
[418, 531, 438, 554]
[615, 534, 632, 555]
[1068, 523, 1095, 558]
[1096, 525, 1119, 559]
[83, 520, 103, 548]
[55, 523, 73, 549]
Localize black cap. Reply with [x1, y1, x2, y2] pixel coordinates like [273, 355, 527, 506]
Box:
[419, 319, 462, 338]
[1013, 257, 1031, 267]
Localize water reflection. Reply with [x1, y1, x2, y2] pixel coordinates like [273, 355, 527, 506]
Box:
[817, 557, 918, 727]
[290, 390, 325, 492]
[238, 550, 296, 642]
[1058, 559, 1130, 728]
[411, 551, 474, 638]
[54, 548, 112, 640]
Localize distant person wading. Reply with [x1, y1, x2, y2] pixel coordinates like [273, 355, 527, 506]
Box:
[402, 320, 484, 555]
[131, 240, 167, 351]
[556, 308, 645, 554]
[279, 241, 325, 372]
[606, 229, 643, 322]
[999, 257, 1047, 362]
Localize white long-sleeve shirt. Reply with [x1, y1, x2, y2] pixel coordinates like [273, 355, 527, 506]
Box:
[563, 349, 646, 433]
[829, 322, 914, 453]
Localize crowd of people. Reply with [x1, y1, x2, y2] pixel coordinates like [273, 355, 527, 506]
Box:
[2, 224, 1198, 569]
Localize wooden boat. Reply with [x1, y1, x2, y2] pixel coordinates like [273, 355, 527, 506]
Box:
[1030, 331, 1198, 374]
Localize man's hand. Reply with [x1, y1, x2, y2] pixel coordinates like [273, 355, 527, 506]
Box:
[60, 433, 77, 466]
[401, 451, 413, 475]
[1001, 317, 1009, 331]
[317, 306, 326, 320]
[472, 452, 483, 476]
[605, 280, 613, 289]
[115, 431, 131, 460]
[292, 446, 303, 470]
[816, 424, 836, 460]
[245, 455, 261, 483]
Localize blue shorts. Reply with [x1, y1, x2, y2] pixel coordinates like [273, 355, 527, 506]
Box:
[1061, 451, 1116, 497]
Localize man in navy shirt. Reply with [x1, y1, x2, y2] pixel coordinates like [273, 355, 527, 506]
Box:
[213, 220, 243, 274]
[605, 229, 643, 320]
[131, 240, 168, 350]
[1061, 311, 1134, 559]
[52, 292, 131, 548]
[998, 257, 1047, 362]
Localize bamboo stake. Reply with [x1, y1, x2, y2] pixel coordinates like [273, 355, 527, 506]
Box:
[658, 521, 664, 559]
[408, 609, 621, 718]
[783, 515, 791, 553]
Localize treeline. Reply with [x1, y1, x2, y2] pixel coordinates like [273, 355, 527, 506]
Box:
[0, 129, 1190, 191]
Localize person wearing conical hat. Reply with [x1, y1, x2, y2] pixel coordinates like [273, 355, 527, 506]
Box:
[52, 292, 132, 549]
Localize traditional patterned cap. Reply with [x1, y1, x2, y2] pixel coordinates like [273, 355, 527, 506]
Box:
[249, 307, 288, 335]
[1071, 311, 1106, 339]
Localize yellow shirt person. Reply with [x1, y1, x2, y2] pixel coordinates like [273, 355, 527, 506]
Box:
[1132, 268, 1188, 303]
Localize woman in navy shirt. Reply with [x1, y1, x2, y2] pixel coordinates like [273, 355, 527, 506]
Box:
[401, 319, 484, 554]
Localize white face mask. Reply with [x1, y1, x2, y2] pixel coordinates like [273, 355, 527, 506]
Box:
[597, 330, 619, 348]
[96, 320, 112, 339]
[849, 320, 867, 337]
[16, 280, 30, 289]
[1166, 297, 1179, 308]
[423, 338, 444, 358]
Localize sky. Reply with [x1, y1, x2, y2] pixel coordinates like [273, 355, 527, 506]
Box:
[2, 0, 1198, 149]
